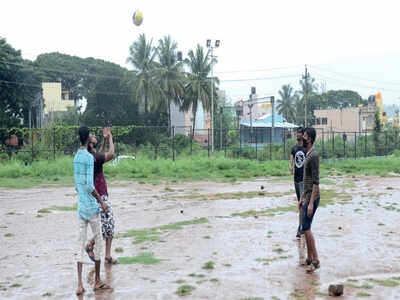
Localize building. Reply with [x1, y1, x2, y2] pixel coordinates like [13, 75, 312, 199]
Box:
[42, 82, 75, 125]
[313, 93, 384, 138]
[240, 113, 297, 145]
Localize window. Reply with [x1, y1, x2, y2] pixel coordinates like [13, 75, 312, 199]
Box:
[316, 118, 321, 125]
[322, 118, 328, 125]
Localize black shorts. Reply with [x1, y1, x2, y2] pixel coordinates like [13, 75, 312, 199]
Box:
[294, 181, 304, 202]
[301, 197, 320, 231]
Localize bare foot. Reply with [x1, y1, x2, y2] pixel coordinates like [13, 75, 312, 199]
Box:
[94, 280, 112, 291]
[76, 286, 85, 296]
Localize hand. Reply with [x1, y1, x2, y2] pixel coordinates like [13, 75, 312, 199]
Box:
[290, 167, 294, 175]
[100, 201, 108, 213]
[307, 203, 314, 217]
[103, 127, 110, 139]
[298, 199, 304, 211]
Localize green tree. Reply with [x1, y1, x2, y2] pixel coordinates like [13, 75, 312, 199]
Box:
[0, 37, 41, 127]
[126, 34, 160, 115]
[277, 84, 296, 123]
[182, 45, 217, 135]
[373, 110, 382, 155]
[156, 35, 185, 130]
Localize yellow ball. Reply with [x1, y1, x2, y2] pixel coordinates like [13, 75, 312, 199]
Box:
[133, 10, 143, 26]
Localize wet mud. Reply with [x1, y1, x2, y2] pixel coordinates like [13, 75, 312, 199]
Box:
[1, 176, 400, 299]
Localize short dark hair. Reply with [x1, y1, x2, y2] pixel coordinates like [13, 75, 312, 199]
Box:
[297, 127, 304, 134]
[78, 126, 90, 145]
[305, 127, 316, 145]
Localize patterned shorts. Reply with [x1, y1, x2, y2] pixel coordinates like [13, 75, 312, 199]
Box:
[100, 195, 115, 239]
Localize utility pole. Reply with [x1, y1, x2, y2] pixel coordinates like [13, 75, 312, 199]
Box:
[271, 96, 275, 142]
[219, 106, 223, 150]
[304, 65, 308, 127]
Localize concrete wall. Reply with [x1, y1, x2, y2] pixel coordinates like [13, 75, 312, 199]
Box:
[42, 82, 74, 115]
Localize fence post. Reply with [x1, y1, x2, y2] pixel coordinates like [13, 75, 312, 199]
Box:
[31, 128, 34, 163]
[364, 131, 367, 157]
[190, 126, 193, 157]
[172, 126, 175, 161]
[239, 127, 242, 158]
[269, 128, 272, 160]
[322, 129, 325, 159]
[116, 127, 119, 157]
[385, 131, 388, 156]
[355, 132, 357, 160]
[224, 129, 227, 158]
[53, 127, 56, 160]
[343, 135, 346, 158]
[332, 132, 335, 158]
[207, 128, 210, 158]
[283, 129, 286, 161]
[255, 128, 258, 160]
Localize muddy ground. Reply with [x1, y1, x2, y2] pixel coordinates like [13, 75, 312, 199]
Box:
[1, 175, 400, 300]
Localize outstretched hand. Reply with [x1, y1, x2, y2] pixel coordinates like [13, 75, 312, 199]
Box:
[102, 127, 111, 139]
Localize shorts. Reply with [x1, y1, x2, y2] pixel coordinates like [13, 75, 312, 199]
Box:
[294, 181, 304, 202]
[301, 197, 320, 231]
[100, 195, 115, 239]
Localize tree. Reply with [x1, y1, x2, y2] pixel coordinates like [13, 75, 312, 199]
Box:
[126, 34, 160, 115]
[0, 37, 41, 128]
[156, 35, 185, 130]
[277, 84, 296, 123]
[182, 45, 216, 135]
[324, 90, 365, 109]
[373, 110, 382, 155]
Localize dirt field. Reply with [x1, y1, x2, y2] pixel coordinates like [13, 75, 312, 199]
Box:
[1, 175, 400, 300]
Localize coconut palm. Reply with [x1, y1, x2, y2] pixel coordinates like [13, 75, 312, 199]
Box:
[156, 35, 185, 130]
[182, 44, 218, 135]
[126, 33, 159, 114]
[277, 84, 296, 123]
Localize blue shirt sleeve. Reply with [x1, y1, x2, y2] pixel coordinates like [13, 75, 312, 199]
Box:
[85, 154, 95, 194]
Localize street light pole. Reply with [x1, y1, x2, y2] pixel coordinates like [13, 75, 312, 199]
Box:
[207, 39, 220, 155]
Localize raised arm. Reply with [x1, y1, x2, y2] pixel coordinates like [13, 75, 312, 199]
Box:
[104, 131, 114, 163]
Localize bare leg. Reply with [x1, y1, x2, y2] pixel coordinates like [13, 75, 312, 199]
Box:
[95, 260, 101, 285]
[76, 262, 84, 295]
[304, 230, 314, 261]
[105, 237, 112, 259]
[306, 230, 319, 261]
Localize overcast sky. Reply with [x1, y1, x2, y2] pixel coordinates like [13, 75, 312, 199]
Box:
[1, 0, 400, 105]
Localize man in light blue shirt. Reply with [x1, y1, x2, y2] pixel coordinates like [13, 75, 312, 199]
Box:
[73, 126, 111, 295]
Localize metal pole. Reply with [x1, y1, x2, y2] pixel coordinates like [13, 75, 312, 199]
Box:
[322, 128, 325, 159]
[271, 96, 275, 142]
[190, 126, 193, 157]
[365, 131, 367, 157]
[224, 129, 227, 158]
[211, 47, 214, 155]
[219, 107, 222, 150]
[332, 132, 335, 158]
[239, 127, 242, 158]
[269, 128, 272, 160]
[172, 126, 175, 161]
[53, 127, 56, 160]
[255, 128, 258, 160]
[208, 128, 210, 158]
[355, 132, 357, 160]
[283, 128, 286, 160]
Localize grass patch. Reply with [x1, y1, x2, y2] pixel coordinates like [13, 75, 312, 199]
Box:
[115, 247, 124, 253]
[51, 204, 77, 211]
[341, 182, 356, 189]
[175, 190, 292, 201]
[223, 263, 232, 267]
[272, 248, 286, 254]
[188, 273, 206, 278]
[4, 233, 14, 237]
[357, 292, 371, 297]
[176, 285, 195, 296]
[210, 278, 219, 282]
[118, 218, 208, 244]
[42, 292, 53, 297]
[313, 291, 328, 296]
[202, 261, 214, 270]
[203, 236, 211, 239]
[118, 252, 163, 265]
[37, 208, 52, 214]
[239, 298, 264, 300]
[10, 283, 22, 288]
[368, 278, 399, 287]
[174, 280, 185, 284]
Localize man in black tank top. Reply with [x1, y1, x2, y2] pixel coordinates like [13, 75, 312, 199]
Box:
[290, 127, 307, 238]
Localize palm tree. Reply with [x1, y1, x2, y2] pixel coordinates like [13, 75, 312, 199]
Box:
[182, 45, 217, 136]
[156, 35, 185, 130]
[126, 33, 159, 114]
[277, 84, 296, 123]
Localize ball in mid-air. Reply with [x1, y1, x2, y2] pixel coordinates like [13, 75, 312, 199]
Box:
[133, 9, 143, 26]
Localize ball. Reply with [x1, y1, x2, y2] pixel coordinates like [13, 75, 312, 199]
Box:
[132, 9, 143, 26]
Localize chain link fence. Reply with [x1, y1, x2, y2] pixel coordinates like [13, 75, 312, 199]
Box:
[1, 126, 399, 163]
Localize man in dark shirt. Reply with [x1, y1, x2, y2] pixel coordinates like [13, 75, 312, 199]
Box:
[290, 127, 307, 238]
[299, 127, 320, 273]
